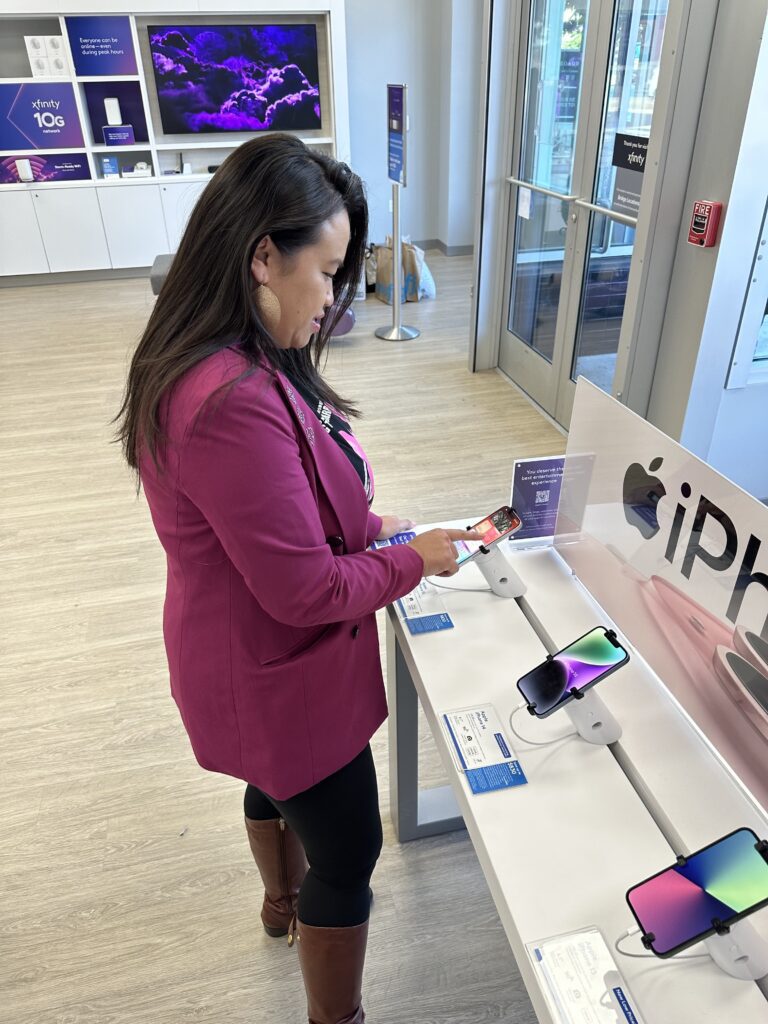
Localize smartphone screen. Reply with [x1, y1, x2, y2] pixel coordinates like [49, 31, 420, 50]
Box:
[626, 828, 768, 957]
[516, 627, 628, 717]
[455, 506, 522, 566]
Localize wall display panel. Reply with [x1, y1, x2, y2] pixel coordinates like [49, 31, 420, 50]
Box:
[136, 13, 333, 151]
[147, 23, 321, 135]
[0, 82, 83, 150]
[555, 380, 768, 814]
[65, 16, 137, 76]
[81, 81, 149, 145]
[0, 152, 89, 183]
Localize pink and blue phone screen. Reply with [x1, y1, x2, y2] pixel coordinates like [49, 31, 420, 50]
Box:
[627, 828, 768, 955]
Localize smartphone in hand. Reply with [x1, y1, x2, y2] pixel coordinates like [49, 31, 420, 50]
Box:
[455, 505, 522, 566]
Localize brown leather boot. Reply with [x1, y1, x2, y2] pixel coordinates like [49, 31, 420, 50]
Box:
[295, 917, 369, 1023]
[244, 816, 308, 937]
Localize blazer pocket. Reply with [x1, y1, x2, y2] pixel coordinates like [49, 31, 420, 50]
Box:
[258, 623, 335, 668]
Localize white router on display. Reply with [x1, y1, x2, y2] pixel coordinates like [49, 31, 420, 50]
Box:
[15, 158, 34, 183]
[104, 97, 123, 127]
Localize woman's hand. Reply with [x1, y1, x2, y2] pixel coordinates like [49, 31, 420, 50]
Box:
[376, 515, 416, 541]
[407, 529, 482, 578]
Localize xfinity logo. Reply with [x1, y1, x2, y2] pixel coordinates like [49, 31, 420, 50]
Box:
[622, 458, 768, 633]
[32, 99, 61, 111]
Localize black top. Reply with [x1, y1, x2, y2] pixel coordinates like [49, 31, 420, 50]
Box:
[286, 374, 374, 506]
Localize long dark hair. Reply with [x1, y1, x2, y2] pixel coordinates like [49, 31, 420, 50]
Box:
[116, 134, 368, 471]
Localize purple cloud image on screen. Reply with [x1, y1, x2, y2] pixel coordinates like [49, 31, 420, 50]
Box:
[148, 24, 321, 135]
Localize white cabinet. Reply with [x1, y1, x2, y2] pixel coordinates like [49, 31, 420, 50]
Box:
[97, 184, 169, 268]
[0, 191, 49, 276]
[160, 181, 208, 252]
[31, 188, 111, 272]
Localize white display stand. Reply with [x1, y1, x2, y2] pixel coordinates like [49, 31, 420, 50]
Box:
[386, 540, 768, 1022]
[0, 2, 350, 279]
[474, 544, 527, 598]
[386, 382, 768, 1021]
[562, 688, 622, 745]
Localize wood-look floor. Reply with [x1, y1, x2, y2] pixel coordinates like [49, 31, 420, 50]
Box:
[1, 254, 565, 1024]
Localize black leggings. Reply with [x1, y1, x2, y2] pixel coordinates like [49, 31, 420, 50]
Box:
[244, 744, 382, 928]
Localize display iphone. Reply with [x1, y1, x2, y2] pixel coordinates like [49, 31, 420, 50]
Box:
[626, 827, 768, 958]
[516, 627, 629, 718]
[454, 505, 522, 566]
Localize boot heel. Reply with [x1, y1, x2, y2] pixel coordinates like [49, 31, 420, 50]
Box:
[263, 922, 289, 938]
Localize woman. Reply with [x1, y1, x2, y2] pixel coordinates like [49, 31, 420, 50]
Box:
[117, 134, 477, 1024]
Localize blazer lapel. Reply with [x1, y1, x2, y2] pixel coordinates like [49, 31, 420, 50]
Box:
[274, 371, 369, 553]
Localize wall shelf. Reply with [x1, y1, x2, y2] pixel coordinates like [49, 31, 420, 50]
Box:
[76, 75, 140, 83]
[0, 148, 87, 156]
[0, 76, 72, 84]
[91, 144, 152, 153]
[152, 136, 334, 151]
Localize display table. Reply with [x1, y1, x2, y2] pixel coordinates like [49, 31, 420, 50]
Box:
[385, 528, 768, 1024]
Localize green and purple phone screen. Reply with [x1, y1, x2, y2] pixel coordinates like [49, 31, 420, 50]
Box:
[627, 829, 768, 955]
[517, 628, 624, 714]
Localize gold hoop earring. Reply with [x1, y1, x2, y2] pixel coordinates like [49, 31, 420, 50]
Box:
[255, 284, 281, 333]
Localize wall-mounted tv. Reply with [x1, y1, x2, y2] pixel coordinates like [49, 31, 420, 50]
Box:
[148, 24, 321, 135]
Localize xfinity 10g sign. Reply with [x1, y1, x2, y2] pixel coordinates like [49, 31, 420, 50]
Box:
[556, 380, 768, 813]
[0, 83, 84, 150]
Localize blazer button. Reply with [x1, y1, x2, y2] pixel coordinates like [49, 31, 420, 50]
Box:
[351, 625, 360, 639]
[327, 534, 344, 552]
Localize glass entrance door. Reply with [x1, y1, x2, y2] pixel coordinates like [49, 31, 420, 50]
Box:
[498, 0, 668, 426]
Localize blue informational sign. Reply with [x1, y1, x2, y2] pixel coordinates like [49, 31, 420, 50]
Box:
[511, 456, 566, 541]
[0, 152, 90, 184]
[66, 16, 137, 76]
[387, 84, 405, 185]
[0, 83, 83, 150]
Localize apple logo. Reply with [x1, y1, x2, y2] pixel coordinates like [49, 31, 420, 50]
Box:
[622, 457, 667, 539]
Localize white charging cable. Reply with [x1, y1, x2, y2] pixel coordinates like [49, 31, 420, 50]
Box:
[508, 701, 577, 747]
[613, 925, 709, 961]
[426, 577, 493, 594]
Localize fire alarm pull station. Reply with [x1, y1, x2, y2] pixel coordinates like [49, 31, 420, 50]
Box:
[688, 200, 722, 247]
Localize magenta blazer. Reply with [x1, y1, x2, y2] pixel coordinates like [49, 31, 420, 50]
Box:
[139, 348, 423, 800]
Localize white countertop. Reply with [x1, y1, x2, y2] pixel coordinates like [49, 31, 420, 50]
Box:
[387, 526, 768, 1023]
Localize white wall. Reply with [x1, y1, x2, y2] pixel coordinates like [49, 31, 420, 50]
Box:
[441, 0, 483, 252]
[647, 0, 768, 498]
[344, 0, 482, 249]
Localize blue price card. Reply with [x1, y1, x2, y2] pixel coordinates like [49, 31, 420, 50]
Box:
[527, 928, 646, 1024]
[373, 533, 454, 634]
[374, 531, 416, 547]
[442, 705, 527, 794]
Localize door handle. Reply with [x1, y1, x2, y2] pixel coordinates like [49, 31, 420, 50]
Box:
[573, 198, 638, 228]
[506, 177, 578, 202]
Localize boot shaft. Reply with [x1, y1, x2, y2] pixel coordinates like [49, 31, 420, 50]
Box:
[244, 816, 308, 936]
[296, 918, 368, 1024]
